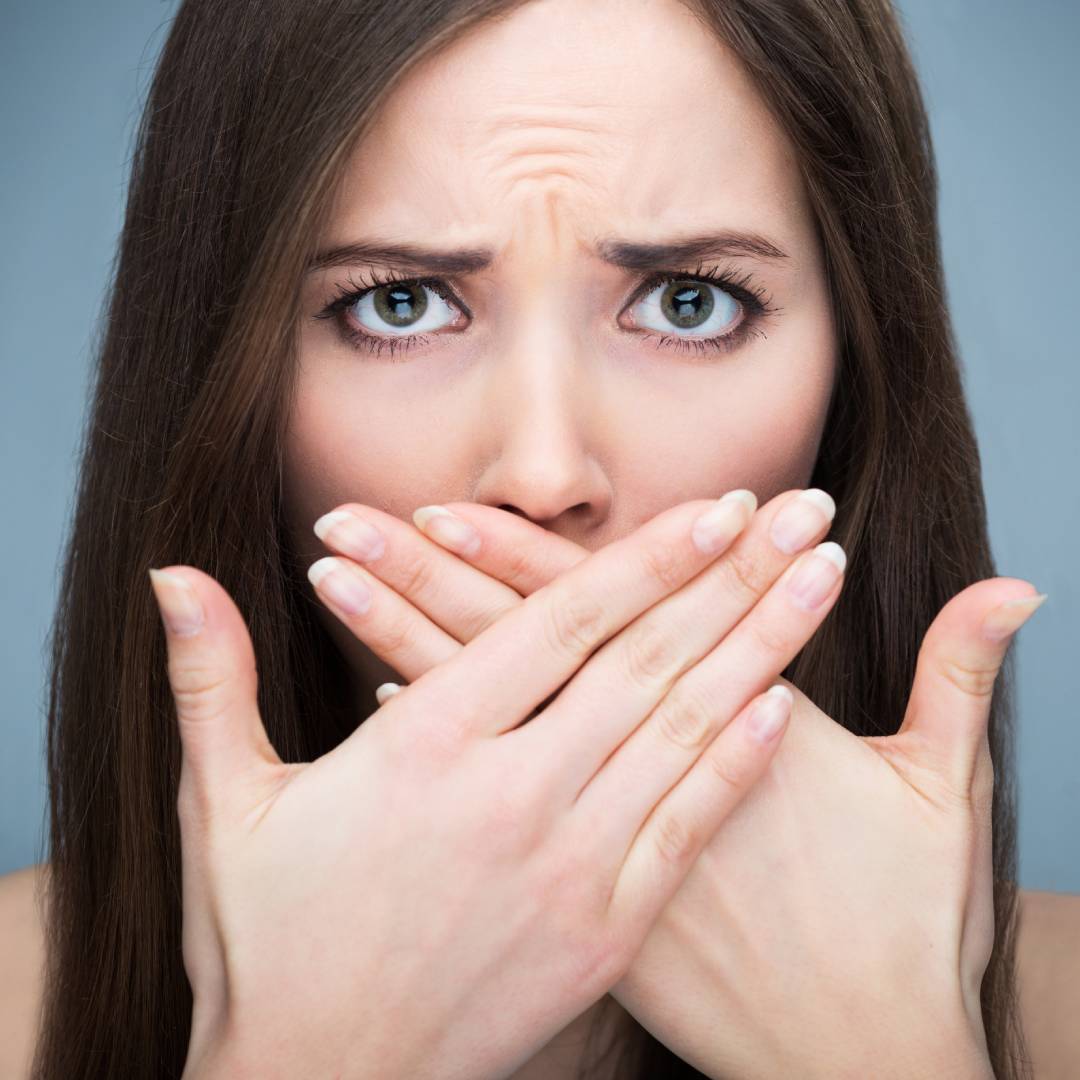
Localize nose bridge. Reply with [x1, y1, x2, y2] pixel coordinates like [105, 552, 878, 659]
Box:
[471, 180, 611, 520]
[477, 267, 606, 520]
[486, 294, 590, 456]
[494, 181, 592, 435]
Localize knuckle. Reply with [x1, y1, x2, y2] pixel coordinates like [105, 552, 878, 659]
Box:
[639, 542, 685, 594]
[168, 663, 238, 722]
[543, 588, 608, 659]
[396, 554, 436, 597]
[654, 810, 697, 867]
[718, 546, 769, 605]
[936, 655, 998, 698]
[704, 745, 746, 793]
[500, 543, 540, 591]
[621, 619, 681, 692]
[652, 682, 717, 753]
[371, 613, 414, 659]
[747, 613, 791, 656]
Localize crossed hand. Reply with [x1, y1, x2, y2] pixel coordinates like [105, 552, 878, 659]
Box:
[152, 488, 1043, 1080]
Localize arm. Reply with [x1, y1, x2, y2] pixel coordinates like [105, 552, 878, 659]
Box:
[1016, 887, 1080, 1078]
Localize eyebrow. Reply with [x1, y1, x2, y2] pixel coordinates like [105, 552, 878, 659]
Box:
[304, 229, 789, 276]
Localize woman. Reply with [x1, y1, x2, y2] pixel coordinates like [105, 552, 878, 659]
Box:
[6, 0, 1076, 1076]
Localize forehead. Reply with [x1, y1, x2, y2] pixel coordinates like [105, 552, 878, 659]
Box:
[327, 0, 812, 258]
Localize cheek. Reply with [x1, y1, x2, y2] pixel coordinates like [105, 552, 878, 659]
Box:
[611, 336, 836, 506]
[281, 379, 377, 559]
[281, 371, 452, 557]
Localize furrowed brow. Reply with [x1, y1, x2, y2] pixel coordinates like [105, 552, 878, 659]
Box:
[305, 241, 494, 276]
[305, 229, 789, 276]
[593, 230, 789, 269]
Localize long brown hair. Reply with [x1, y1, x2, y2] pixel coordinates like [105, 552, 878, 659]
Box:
[31, 1, 1032, 1077]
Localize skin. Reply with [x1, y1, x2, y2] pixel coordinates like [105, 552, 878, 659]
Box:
[282, 0, 837, 1073]
[1, 5, 1077, 1080]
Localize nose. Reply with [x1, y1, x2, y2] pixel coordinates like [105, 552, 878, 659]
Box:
[470, 324, 611, 529]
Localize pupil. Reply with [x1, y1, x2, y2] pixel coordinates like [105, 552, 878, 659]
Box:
[661, 281, 713, 329]
[375, 283, 428, 327]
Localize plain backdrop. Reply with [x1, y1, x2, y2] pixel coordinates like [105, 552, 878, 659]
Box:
[1, 0, 1078, 890]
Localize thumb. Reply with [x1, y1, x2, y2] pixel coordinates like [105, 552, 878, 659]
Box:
[149, 565, 282, 814]
[897, 578, 1047, 794]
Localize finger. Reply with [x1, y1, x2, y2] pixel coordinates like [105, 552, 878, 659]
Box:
[148, 566, 282, 817]
[382, 489, 759, 743]
[896, 577, 1046, 794]
[306, 555, 464, 683]
[607, 682, 793, 934]
[417, 502, 590, 598]
[512, 488, 835, 800]
[312, 503, 527, 645]
[311, 503, 585, 690]
[573, 539, 844, 843]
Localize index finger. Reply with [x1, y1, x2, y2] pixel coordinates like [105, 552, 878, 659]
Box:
[432, 502, 590, 596]
[378, 491, 756, 743]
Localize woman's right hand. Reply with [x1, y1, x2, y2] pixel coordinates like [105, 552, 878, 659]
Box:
[152, 492, 797, 1080]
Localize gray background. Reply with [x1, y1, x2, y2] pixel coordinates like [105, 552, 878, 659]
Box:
[2, 1, 1077, 890]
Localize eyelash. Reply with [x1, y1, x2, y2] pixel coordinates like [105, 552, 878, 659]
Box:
[313, 261, 781, 361]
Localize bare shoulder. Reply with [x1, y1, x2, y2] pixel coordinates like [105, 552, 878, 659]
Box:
[1016, 886, 1080, 1079]
[0, 862, 49, 1080]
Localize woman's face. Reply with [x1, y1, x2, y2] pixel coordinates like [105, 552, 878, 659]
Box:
[283, 0, 838, 695]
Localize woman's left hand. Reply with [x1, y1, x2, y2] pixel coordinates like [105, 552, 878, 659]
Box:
[308, 498, 1044, 1080]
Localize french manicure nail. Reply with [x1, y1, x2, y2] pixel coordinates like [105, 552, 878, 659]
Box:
[747, 684, 794, 742]
[981, 592, 1048, 643]
[692, 490, 756, 555]
[314, 509, 385, 561]
[148, 568, 204, 637]
[375, 682, 403, 705]
[413, 505, 481, 557]
[307, 556, 372, 615]
[786, 541, 846, 611]
[769, 489, 836, 555]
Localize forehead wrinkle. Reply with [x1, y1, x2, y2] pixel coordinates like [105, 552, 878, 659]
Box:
[503, 178, 588, 269]
[474, 101, 617, 137]
[479, 130, 619, 178]
[474, 126, 628, 227]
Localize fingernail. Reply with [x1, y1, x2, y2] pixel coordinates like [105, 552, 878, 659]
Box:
[314, 509, 385, 561]
[692, 489, 757, 555]
[786, 541, 846, 611]
[747, 684, 794, 742]
[769, 489, 836, 555]
[375, 682, 403, 705]
[307, 556, 372, 615]
[412, 505, 481, 557]
[981, 592, 1048, 643]
[148, 568, 204, 637]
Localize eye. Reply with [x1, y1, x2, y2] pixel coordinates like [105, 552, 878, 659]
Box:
[311, 269, 467, 359]
[313, 263, 778, 361]
[622, 268, 774, 357]
[346, 280, 461, 335]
